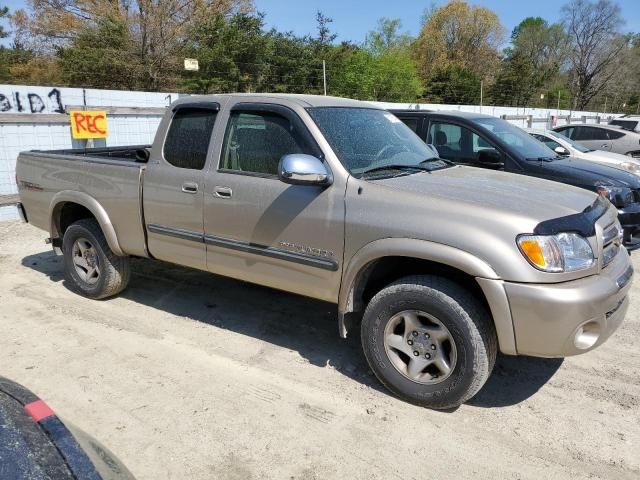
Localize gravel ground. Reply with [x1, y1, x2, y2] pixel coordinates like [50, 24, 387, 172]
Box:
[1, 220, 639, 480]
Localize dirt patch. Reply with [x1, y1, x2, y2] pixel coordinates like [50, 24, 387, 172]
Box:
[1, 221, 639, 480]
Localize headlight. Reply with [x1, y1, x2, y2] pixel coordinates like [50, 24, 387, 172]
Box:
[620, 162, 640, 175]
[595, 184, 634, 208]
[517, 233, 594, 272]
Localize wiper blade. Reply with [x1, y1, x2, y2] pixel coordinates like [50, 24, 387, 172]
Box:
[527, 156, 559, 162]
[360, 164, 432, 176]
[419, 157, 453, 166]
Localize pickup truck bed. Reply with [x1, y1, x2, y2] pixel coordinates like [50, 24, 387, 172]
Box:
[17, 147, 150, 257]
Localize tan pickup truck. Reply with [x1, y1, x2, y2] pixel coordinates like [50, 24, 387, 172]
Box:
[16, 94, 633, 409]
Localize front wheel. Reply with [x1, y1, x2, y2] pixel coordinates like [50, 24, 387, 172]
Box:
[63, 218, 130, 299]
[361, 275, 497, 409]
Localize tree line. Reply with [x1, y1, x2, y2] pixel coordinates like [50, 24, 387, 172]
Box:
[0, 0, 638, 113]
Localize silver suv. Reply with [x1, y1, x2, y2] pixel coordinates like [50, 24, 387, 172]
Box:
[609, 115, 640, 133]
[553, 124, 640, 158]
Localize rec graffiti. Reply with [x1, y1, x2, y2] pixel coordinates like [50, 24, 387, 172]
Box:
[0, 88, 65, 114]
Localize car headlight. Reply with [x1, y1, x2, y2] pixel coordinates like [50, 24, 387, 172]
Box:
[517, 233, 594, 272]
[595, 184, 634, 208]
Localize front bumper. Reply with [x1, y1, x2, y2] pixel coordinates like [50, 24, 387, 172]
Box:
[502, 246, 633, 357]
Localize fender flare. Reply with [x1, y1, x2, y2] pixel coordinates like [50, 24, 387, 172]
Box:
[337, 238, 516, 354]
[49, 191, 125, 256]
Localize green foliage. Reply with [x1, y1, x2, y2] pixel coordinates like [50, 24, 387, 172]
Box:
[425, 65, 481, 104]
[58, 17, 137, 89]
[364, 18, 412, 55]
[511, 17, 546, 40]
[182, 13, 272, 94]
[489, 53, 538, 107]
[0, 43, 32, 83]
[0, 5, 8, 40]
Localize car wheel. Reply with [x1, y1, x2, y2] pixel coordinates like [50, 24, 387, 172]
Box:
[62, 218, 130, 299]
[361, 275, 497, 409]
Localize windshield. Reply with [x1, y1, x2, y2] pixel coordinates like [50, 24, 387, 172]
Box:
[308, 107, 451, 177]
[474, 117, 559, 160]
[551, 130, 591, 153]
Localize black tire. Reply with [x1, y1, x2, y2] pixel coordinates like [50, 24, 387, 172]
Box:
[62, 218, 130, 299]
[361, 275, 497, 409]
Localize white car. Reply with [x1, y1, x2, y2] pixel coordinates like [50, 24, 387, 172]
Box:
[526, 128, 640, 175]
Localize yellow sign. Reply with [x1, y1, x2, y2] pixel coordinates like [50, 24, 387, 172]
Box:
[70, 110, 108, 139]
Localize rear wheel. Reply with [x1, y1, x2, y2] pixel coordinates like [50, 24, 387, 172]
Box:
[361, 275, 497, 409]
[62, 218, 130, 299]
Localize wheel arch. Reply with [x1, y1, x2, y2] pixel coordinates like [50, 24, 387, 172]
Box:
[338, 238, 517, 354]
[49, 191, 125, 256]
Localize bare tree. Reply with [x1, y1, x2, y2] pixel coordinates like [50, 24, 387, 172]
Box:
[562, 0, 627, 110]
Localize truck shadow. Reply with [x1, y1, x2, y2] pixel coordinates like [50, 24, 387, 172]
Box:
[22, 251, 563, 409]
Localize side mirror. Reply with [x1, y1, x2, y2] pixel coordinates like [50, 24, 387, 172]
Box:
[278, 154, 331, 186]
[554, 146, 569, 156]
[478, 149, 504, 167]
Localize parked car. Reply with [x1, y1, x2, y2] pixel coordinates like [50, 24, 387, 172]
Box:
[525, 128, 640, 175]
[391, 109, 640, 249]
[0, 376, 134, 479]
[609, 114, 640, 133]
[17, 95, 633, 409]
[552, 123, 640, 158]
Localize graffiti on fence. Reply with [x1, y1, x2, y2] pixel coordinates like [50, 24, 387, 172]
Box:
[0, 88, 65, 114]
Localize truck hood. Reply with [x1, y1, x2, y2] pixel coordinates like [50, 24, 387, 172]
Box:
[371, 165, 598, 220]
[532, 157, 640, 188]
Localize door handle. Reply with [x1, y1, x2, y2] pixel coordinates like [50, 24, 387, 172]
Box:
[601, 144, 609, 148]
[214, 186, 233, 198]
[182, 182, 199, 194]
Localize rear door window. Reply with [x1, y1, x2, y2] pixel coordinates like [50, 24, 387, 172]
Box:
[607, 129, 626, 139]
[164, 107, 217, 170]
[573, 126, 608, 141]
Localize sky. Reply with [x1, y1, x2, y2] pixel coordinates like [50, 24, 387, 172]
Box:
[2, 0, 640, 46]
[253, 0, 640, 44]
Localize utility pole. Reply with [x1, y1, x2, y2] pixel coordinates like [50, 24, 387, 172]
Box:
[557, 91, 561, 116]
[479, 80, 483, 113]
[604, 96, 608, 115]
[323, 60, 327, 96]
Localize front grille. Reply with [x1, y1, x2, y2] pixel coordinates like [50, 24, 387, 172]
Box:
[602, 222, 622, 269]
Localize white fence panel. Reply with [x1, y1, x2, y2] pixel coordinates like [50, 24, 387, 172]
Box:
[0, 84, 629, 221]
